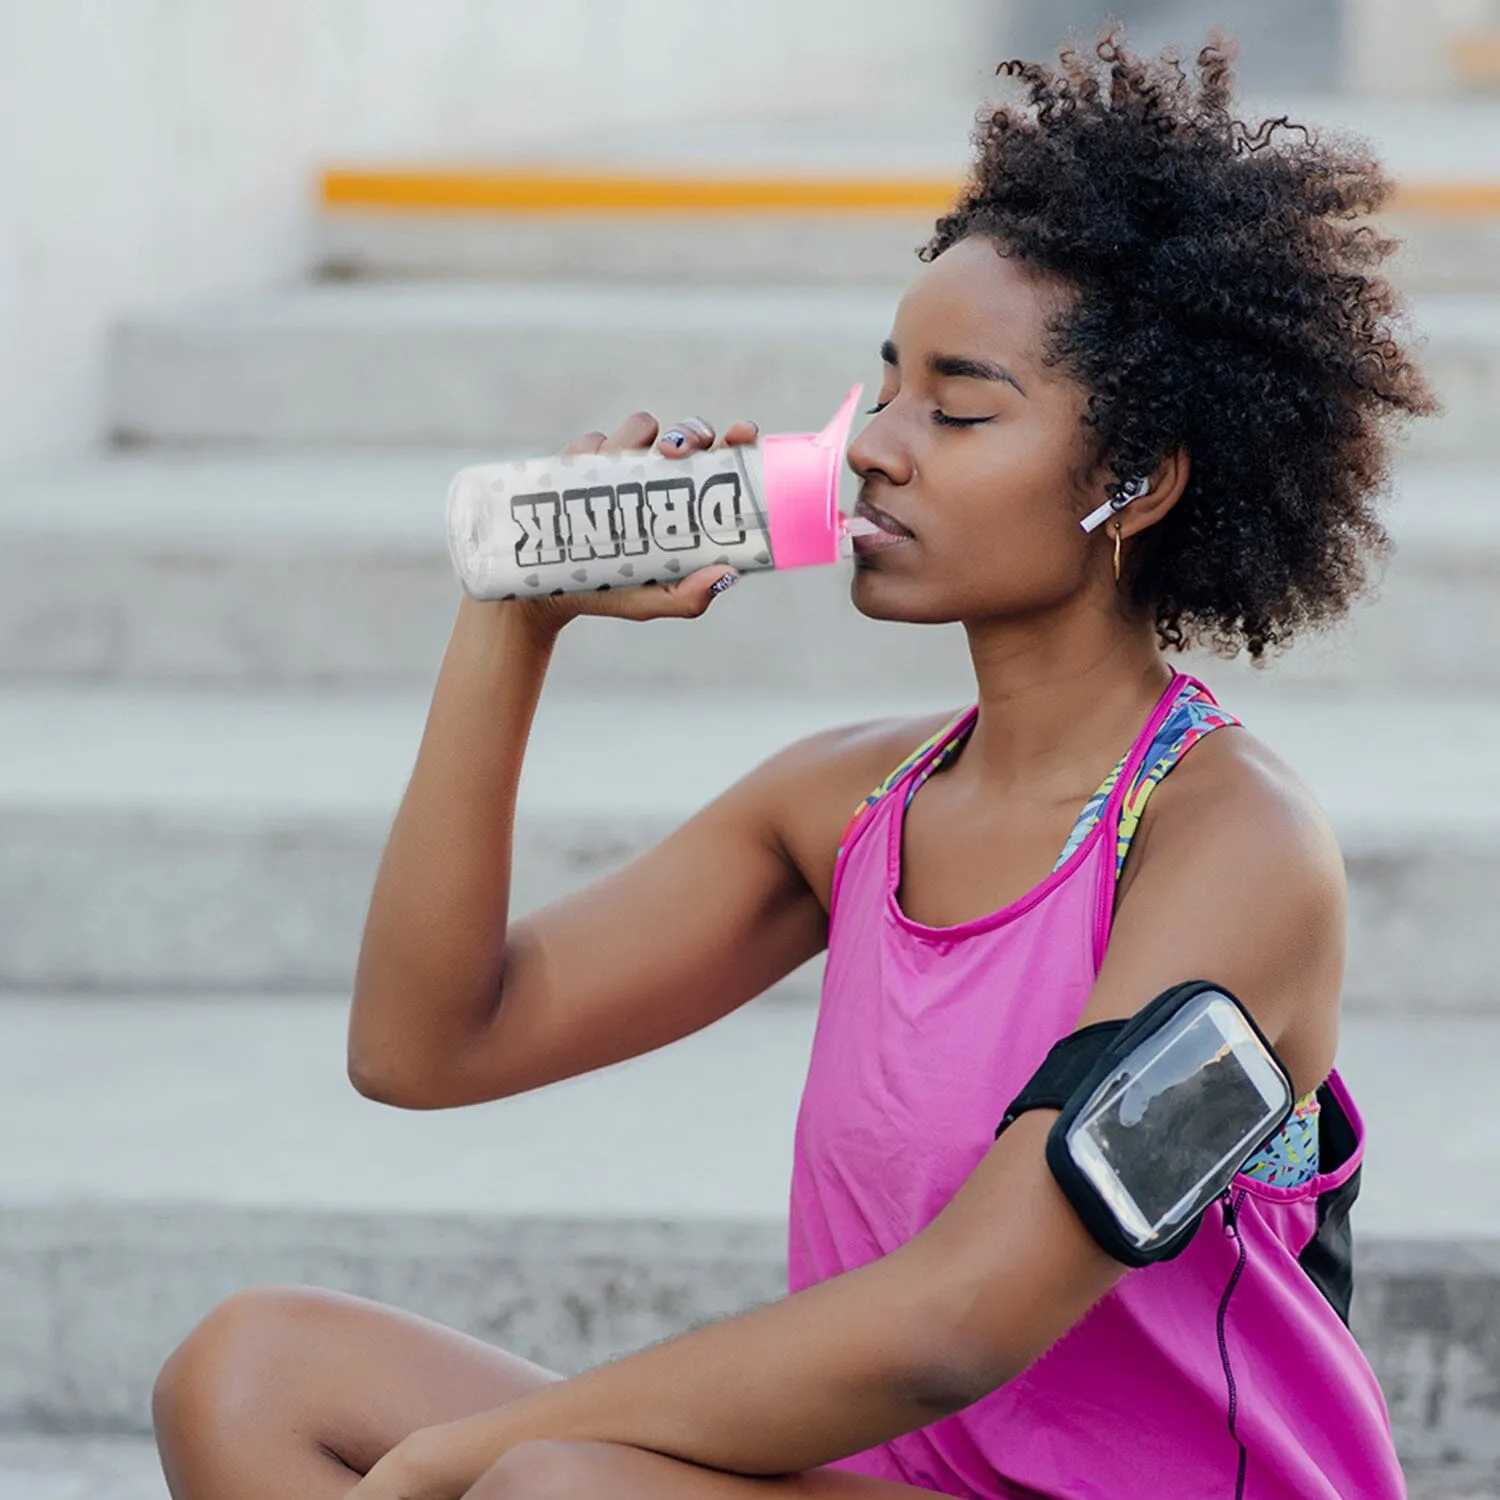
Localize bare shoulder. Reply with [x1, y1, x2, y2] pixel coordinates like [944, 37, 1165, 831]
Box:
[750, 706, 969, 911]
[1137, 715, 1343, 879]
[1105, 712, 1346, 1089]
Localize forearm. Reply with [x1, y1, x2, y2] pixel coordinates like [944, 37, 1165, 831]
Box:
[372, 1117, 1125, 1499]
[350, 598, 559, 1095]
[401, 1257, 970, 1490]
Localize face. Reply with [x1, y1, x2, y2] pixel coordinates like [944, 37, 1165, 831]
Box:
[846, 235, 1109, 625]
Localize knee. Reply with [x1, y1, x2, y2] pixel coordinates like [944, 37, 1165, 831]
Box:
[468, 1439, 608, 1499]
[152, 1285, 337, 1448]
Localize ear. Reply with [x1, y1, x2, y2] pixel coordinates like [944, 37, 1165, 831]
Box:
[1116, 448, 1191, 540]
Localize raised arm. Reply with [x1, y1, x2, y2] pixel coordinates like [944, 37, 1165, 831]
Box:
[348, 412, 932, 1111]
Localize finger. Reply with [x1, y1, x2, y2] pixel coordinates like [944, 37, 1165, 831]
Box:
[658, 416, 716, 456]
[563, 564, 740, 623]
[721, 419, 759, 448]
[600, 411, 660, 453]
[665, 566, 740, 618]
[559, 430, 608, 457]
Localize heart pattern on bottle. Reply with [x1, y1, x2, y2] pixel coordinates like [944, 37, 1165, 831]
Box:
[453, 446, 791, 599]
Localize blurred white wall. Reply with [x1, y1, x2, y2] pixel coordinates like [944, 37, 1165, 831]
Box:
[0, 0, 1001, 466]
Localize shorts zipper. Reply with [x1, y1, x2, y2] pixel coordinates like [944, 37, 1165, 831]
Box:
[1218, 1188, 1250, 1499]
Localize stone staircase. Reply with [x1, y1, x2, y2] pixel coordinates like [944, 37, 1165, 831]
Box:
[4, 114, 1500, 1489]
[99, 279, 1500, 464]
[2, 451, 1497, 694]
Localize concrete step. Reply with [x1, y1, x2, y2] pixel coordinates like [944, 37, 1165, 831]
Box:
[106, 282, 895, 453]
[316, 211, 933, 289]
[105, 283, 1498, 462]
[0, 1442, 1490, 1500]
[0, 1440, 169, 1500]
[2, 451, 1494, 693]
[313, 203, 1500, 296]
[1388, 212, 1500, 294]
[0, 681, 1497, 1007]
[0, 685, 928, 997]
[0, 996, 1496, 1464]
[311, 102, 1500, 293]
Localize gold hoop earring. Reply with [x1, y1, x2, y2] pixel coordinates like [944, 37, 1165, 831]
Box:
[1112, 520, 1122, 582]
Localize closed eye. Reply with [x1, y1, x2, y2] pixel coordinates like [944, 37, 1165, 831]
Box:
[866, 402, 994, 428]
[932, 411, 994, 428]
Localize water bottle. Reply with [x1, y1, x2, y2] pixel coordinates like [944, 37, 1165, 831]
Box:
[447, 385, 880, 600]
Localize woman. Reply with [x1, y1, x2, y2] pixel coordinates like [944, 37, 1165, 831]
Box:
[153, 32, 1434, 1500]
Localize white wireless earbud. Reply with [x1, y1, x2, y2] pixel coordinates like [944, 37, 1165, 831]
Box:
[1080, 475, 1151, 533]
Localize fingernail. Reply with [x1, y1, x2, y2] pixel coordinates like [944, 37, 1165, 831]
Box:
[707, 572, 739, 598]
[663, 430, 686, 449]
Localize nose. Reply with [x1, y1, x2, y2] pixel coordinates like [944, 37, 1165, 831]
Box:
[846, 405, 913, 488]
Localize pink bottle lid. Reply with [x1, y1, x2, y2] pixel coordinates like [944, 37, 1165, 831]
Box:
[762, 384, 863, 569]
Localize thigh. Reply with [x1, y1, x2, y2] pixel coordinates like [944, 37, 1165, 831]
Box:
[155, 1284, 564, 1490]
[474, 1437, 940, 1500]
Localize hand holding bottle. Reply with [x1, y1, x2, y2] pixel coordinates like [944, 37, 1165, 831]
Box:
[448, 386, 873, 638]
[498, 410, 756, 636]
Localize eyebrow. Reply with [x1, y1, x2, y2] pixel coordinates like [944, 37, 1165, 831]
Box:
[880, 339, 1027, 397]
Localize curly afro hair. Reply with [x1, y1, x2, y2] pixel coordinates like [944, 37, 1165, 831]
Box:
[924, 29, 1437, 660]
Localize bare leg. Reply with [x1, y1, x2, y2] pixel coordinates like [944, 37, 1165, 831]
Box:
[471, 1437, 939, 1499]
[152, 1284, 564, 1500]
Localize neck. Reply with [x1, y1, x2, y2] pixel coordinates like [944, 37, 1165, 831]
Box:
[956, 609, 1177, 800]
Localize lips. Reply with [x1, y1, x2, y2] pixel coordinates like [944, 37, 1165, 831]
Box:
[855, 496, 914, 538]
[850, 495, 914, 559]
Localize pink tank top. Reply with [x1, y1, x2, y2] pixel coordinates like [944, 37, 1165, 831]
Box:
[787, 669, 1403, 1499]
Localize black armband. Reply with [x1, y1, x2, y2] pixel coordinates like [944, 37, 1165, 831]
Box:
[997, 980, 1295, 1267]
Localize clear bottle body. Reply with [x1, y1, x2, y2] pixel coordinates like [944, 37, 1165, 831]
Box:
[448, 444, 779, 601]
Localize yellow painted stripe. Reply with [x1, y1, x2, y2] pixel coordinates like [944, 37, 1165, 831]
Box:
[321, 168, 960, 216]
[1452, 33, 1500, 84]
[321, 167, 1500, 221]
[1391, 181, 1500, 217]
